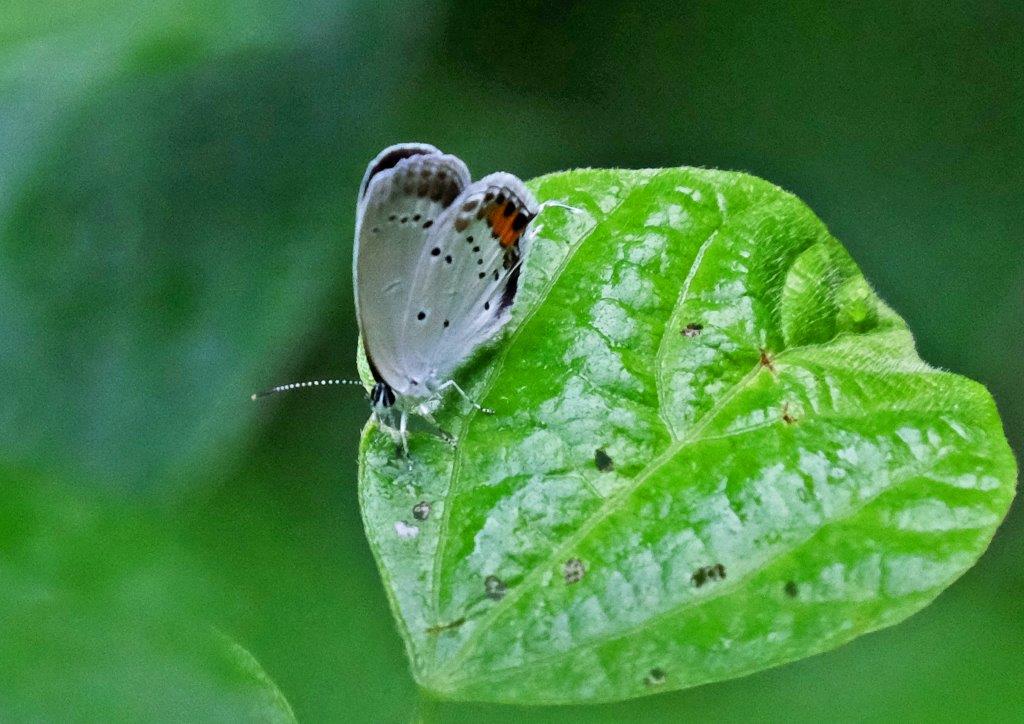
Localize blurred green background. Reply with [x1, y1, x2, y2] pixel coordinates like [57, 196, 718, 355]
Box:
[1, 1, 1021, 721]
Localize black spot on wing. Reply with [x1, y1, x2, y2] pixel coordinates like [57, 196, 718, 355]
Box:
[498, 263, 521, 311]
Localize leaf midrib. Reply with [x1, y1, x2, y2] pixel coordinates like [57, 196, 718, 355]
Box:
[425, 170, 670, 663]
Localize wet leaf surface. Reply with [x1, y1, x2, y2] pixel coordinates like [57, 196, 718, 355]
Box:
[359, 168, 1016, 704]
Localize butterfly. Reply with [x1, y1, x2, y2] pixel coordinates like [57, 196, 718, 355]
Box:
[353, 143, 541, 452]
[252, 143, 561, 454]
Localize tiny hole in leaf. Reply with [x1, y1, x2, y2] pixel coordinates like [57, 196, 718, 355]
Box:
[394, 521, 419, 540]
[594, 448, 614, 472]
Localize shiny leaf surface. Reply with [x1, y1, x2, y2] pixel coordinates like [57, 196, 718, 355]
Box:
[359, 168, 1016, 704]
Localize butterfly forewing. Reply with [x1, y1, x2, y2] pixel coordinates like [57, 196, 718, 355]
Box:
[354, 144, 470, 389]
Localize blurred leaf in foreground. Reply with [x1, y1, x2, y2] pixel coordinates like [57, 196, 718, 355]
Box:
[0, 474, 295, 721]
[359, 168, 1016, 704]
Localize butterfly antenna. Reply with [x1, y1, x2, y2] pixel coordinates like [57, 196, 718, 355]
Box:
[250, 378, 365, 401]
[537, 199, 582, 214]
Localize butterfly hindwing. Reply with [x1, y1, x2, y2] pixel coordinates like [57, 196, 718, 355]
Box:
[354, 144, 471, 388]
[395, 172, 538, 392]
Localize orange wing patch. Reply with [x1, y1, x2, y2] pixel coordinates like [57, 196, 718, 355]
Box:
[486, 198, 533, 248]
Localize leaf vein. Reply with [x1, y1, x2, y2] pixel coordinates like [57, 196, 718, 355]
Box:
[443, 447, 956, 685]
[441, 323, 903, 674]
[654, 226, 720, 438]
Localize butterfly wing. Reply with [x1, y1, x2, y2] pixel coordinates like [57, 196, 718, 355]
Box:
[394, 172, 538, 393]
[354, 144, 470, 391]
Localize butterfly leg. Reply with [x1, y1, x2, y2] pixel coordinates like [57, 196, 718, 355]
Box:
[398, 409, 409, 458]
[436, 380, 493, 415]
[416, 405, 457, 447]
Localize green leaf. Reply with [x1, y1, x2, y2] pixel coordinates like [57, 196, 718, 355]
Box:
[358, 168, 1016, 704]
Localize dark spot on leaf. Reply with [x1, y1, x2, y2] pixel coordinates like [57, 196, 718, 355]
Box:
[431, 247, 441, 256]
[594, 448, 614, 472]
[682, 322, 703, 337]
[478, 272, 486, 279]
[484, 301, 490, 310]
[425, 617, 466, 634]
[445, 255, 452, 264]
[477, 259, 484, 265]
[412, 501, 431, 521]
[388, 214, 396, 221]
[372, 227, 380, 233]
[563, 558, 586, 584]
[644, 668, 667, 687]
[484, 575, 507, 600]
[467, 235, 474, 243]
[412, 214, 421, 221]
[692, 563, 726, 587]
[472, 245, 480, 252]
[759, 348, 776, 372]
[400, 216, 408, 223]
[784, 580, 798, 598]
[443, 319, 449, 328]
[417, 311, 426, 321]
[423, 219, 433, 228]
[782, 403, 797, 425]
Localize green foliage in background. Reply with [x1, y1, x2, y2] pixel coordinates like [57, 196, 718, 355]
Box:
[360, 168, 1015, 703]
[1, 1, 1021, 721]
